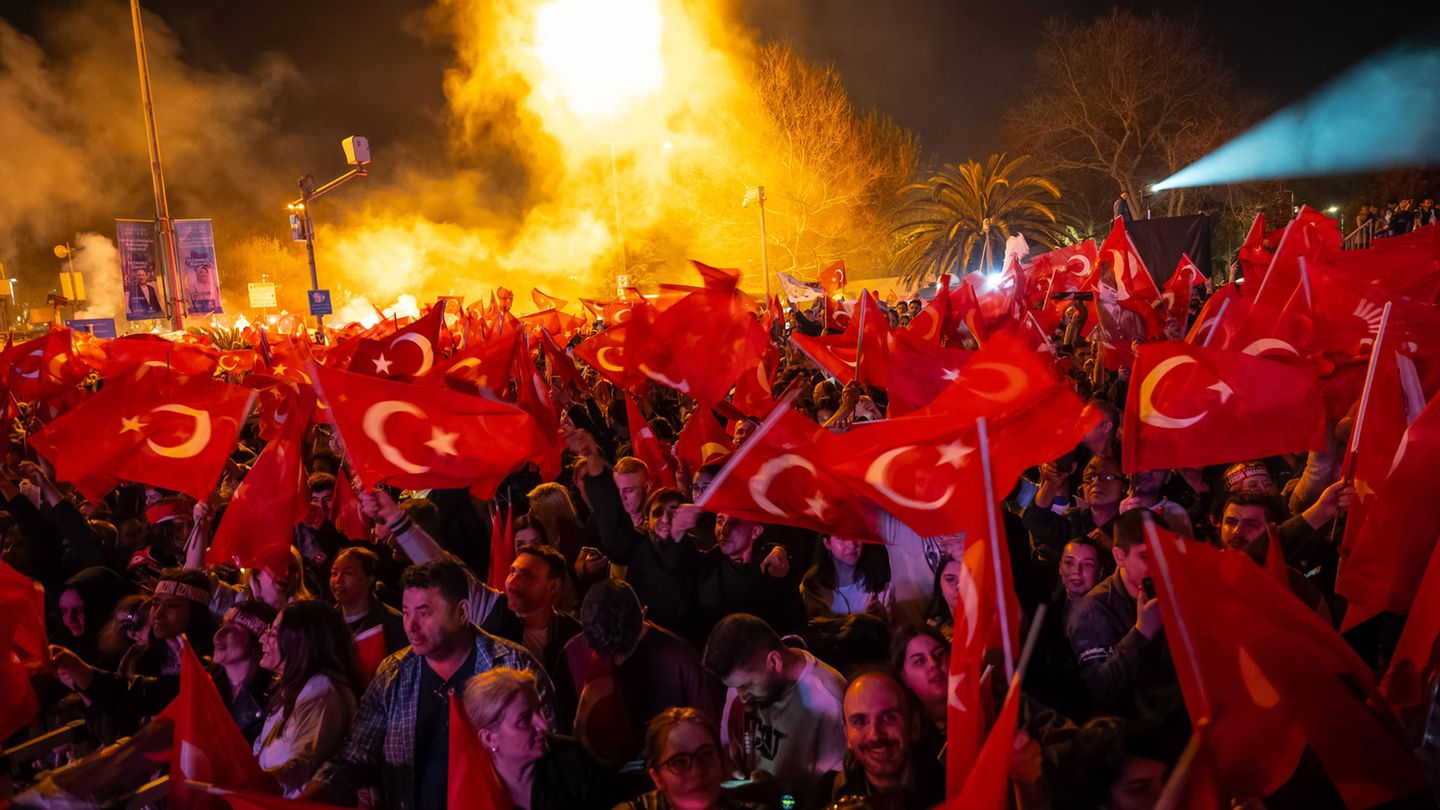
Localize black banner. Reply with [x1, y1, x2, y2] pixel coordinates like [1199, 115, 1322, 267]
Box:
[1126, 214, 1212, 285]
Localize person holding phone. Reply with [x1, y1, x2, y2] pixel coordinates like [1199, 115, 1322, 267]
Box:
[1065, 511, 1183, 729]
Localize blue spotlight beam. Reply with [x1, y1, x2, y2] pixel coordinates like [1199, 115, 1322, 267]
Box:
[1153, 41, 1440, 191]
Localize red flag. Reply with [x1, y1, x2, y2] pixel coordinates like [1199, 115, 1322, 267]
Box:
[940, 676, 1022, 809]
[1147, 522, 1425, 807]
[944, 539, 998, 794]
[624, 288, 768, 405]
[29, 366, 255, 501]
[448, 694, 515, 809]
[0, 561, 46, 740]
[1095, 217, 1161, 302]
[730, 343, 778, 419]
[625, 397, 676, 489]
[1185, 282, 1249, 348]
[348, 300, 448, 382]
[1121, 341, 1326, 474]
[1381, 535, 1440, 721]
[696, 393, 881, 541]
[537, 329, 587, 393]
[675, 407, 732, 473]
[207, 388, 314, 578]
[531, 288, 568, 313]
[1022, 240, 1099, 300]
[1237, 212, 1271, 286]
[817, 260, 846, 294]
[886, 327, 974, 416]
[354, 624, 388, 682]
[1163, 254, 1207, 326]
[572, 323, 640, 391]
[98, 334, 219, 378]
[8, 327, 89, 401]
[430, 328, 520, 396]
[1337, 366, 1439, 631]
[487, 503, 515, 592]
[312, 362, 541, 494]
[1155, 729, 1228, 810]
[517, 309, 587, 340]
[905, 276, 952, 347]
[1246, 206, 1341, 314]
[692, 260, 742, 296]
[512, 342, 563, 482]
[331, 468, 370, 542]
[160, 638, 275, 807]
[790, 289, 891, 386]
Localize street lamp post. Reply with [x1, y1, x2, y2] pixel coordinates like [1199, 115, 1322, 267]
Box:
[743, 186, 770, 302]
[287, 136, 370, 333]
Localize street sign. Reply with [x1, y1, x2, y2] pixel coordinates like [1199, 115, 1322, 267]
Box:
[308, 289, 333, 316]
[66, 318, 117, 339]
[59, 271, 86, 302]
[248, 282, 277, 309]
[616, 274, 630, 296]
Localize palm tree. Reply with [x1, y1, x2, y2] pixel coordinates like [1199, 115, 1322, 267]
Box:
[890, 154, 1064, 289]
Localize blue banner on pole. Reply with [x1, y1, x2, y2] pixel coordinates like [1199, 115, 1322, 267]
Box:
[66, 318, 118, 339]
[308, 289, 333, 316]
[117, 219, 163, 321]
[174, 219, 223, 315]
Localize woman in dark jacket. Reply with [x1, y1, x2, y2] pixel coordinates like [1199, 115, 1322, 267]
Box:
[463, 667, 626, 810]
[55, 567, 133, 668]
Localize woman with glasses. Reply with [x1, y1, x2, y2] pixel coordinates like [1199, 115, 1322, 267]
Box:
[255, 600, 363, 796]
[614, 707, 765, 810]
[462, 667, 622, 810]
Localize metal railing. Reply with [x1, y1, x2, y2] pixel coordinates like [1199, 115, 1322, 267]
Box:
[1344, 219, 1378, 250]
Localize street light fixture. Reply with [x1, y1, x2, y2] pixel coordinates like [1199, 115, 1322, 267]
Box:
[743, 186, 770, 302]
[287, 135, 370, 334]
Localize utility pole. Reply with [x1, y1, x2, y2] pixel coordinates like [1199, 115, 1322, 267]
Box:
[745, 186, 770, 301]
[129, 0, 185, 331]
[287, 136, 370, 333]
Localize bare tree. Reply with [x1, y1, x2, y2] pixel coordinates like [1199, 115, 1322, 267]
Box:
[1004, 10, 1252, 223]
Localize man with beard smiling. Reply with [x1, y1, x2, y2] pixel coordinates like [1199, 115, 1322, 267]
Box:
[810, 672, 944, 810]
[703, 613, 846, 808]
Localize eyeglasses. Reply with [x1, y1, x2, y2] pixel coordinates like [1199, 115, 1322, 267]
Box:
[1082, 473, 1123, 485]
[657, 743, 719, 776]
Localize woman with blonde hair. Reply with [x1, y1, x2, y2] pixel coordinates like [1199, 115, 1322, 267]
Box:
[462, 667, 621, 810]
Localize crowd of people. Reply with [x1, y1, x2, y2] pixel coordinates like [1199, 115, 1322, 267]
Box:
[1354, 196, 1439, 238]
[0, 214, 1438, 810]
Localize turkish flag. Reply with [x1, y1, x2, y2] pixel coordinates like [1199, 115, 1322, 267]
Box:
[1329, 222, 1440, 301]
[159, 638, 276, 808]
[348, 300, 448, 382]
[312, 362, 541, 494]
[538, 329, 587, 393]
[1247, 206, 1342, 315]
[625, 397, 677, 489]
[1155, 730, 1228, 810]
[29, 366, 255, 501]
[1237, 212, 1271, 285]
[675, 407, 732, 473]
[355, 624, 388, 682]
[207, 388, 314, 578]
[1381, 531, 1440, 722]
[573, 323, 641, 391]
[98, 334, 219, 378]
[1185, 282, 1249, 348]
[905, 275, 952, 347]
[1336, 346, 1430, 631]
[1163, 254, 1207, 326]
[731, 343, 778, 419]
[624, 287, 768, 405]
[1022, 240, 1099, 300]
[692, 260, 743, 297]
[8, 327, 90, 401]
[818, 259, 847, 294]
[695, 394, 881, 541]
[331, 468, 370, 542]
[518, 309, 588, 340]
[531, 288, 569, 313]
[886, 327, 974, 416]
[0, 561, 46, 740]
[487, 503, 514, 592]
[448, 694, 515, 809]
[940, 675, 1022, 809]
[790, 289, 891, 387]
[1095, 217, 1161, 303]
[944, 539, 999, 795]
[1121, 341, 1326, 474]
[429, 328, 520, 397]
[1147, 522, 1425, 807]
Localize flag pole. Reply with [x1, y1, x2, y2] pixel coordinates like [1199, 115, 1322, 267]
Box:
[1333, 301, 1393, 545]
[1153, 720, 1214, 810]
[1143, 516, 1214, 720]
[854, 290, 867, 388]
[976, 417, 1015, 681]
[1198, 297, 1230, 348]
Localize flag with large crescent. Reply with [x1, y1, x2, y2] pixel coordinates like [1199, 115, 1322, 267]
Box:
[29, 365, 255, 501]
[1121, 341, 1327, 474]
[311, 361, 543, 495]
[348, 299, 448, 382]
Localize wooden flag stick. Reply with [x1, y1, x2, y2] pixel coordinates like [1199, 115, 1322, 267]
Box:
[976, 416, 1015, 681]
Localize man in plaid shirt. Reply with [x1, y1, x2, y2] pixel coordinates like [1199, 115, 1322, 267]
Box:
[302, 559, 554, 809]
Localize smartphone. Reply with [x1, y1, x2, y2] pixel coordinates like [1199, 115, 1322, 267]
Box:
[1142, 577, 1156, 598]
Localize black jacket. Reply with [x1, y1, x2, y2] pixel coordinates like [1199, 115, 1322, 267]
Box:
[1065, 570, 1182, 726]
[807, 750, 946, 810]
[528, 735, 629, 810]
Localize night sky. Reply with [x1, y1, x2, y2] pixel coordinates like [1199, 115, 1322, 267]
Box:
[5, 0, 1437, 166]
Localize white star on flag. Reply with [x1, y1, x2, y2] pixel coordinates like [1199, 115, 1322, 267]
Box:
[372, 354, 394, 375]
[424, 426, 461, 456]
